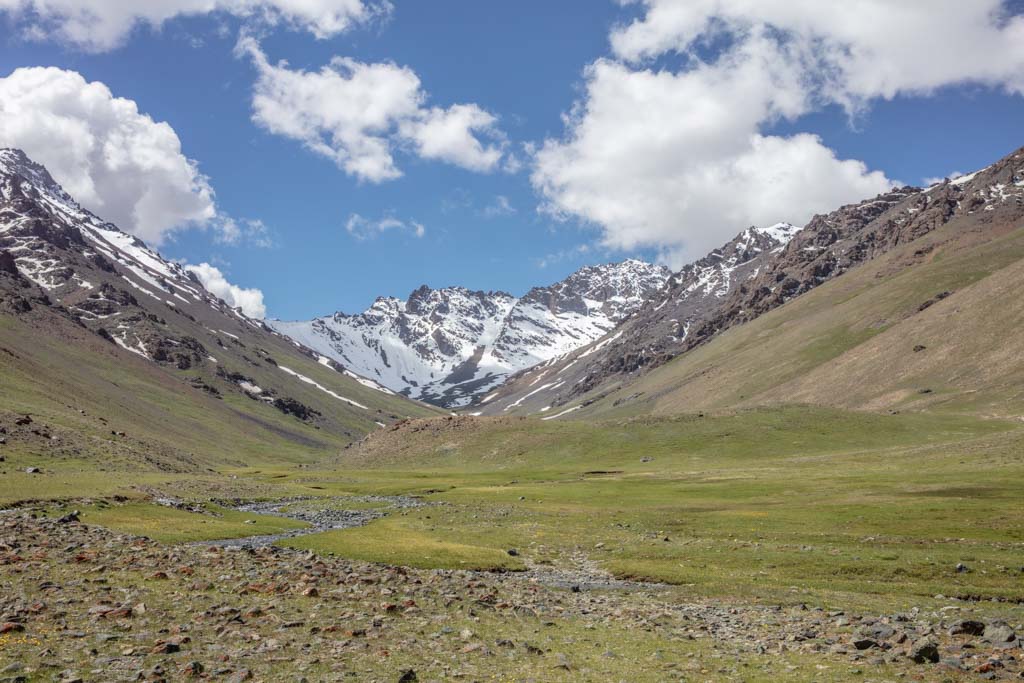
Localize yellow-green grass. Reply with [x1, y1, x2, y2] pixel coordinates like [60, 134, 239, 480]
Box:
[0, 543, 922, 683]
[282, 407, 1024, 615]
[68, 501, 308, 543]
[281, 515, 526, 571]
[580, 218, 1024, 421]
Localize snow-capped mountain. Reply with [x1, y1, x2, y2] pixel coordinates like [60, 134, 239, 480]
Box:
[474, 223, 803, 414]
[479, 146, 1024, 417]
[270, 259, 671, 407]
[0, 148, 434, 445]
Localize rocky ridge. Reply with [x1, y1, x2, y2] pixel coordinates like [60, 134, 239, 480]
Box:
[478, 145, 1024, 416]
[0, 148, 433, 452]
[270, 259, 671, 408]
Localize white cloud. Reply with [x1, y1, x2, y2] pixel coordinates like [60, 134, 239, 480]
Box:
[533, 1, 1024, 266]
[611, 0, 1024, 106]
[237, 37, 506, 182]
[185, 262, 266, 318]
[0, 66, 217, 245]
[481, 195, 516, 218]
[398, 104, 504, 172]
[216, 217, 274, 247]
[345, 213, 425, 240]
[0, 0, 389, 52]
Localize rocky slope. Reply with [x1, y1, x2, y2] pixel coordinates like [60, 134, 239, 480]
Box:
[478, 144, 1024, 417]
[270, 259, 671, 408]
[475, 222, 803, 415]
[0, 148, 437, 468]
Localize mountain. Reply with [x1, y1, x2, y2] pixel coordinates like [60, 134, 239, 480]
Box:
[481, 145, 1024, 419]
[0, 148, 438, 472]
[270, 259, 671, 407]
[474, 222, 804, 415]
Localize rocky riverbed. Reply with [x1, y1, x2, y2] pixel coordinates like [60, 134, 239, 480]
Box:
[195, 496, 427, 549]
[1, 511, 1021, 681]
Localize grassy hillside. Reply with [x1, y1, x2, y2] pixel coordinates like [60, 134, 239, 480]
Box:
[567, 208, 1024, 420]
[0, 304, 438, 505]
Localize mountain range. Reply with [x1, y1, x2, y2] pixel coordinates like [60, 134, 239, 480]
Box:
[270, 260, 671, 407]
[3, 143, 1023, 435]
[0, 148, 438, 472]
[478, 145, 1024, 418]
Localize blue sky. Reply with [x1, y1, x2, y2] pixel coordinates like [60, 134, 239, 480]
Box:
[1, 1, 1023, 320]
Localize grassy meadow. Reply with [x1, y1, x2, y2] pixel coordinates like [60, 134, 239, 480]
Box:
[13, 405, 1020, 620]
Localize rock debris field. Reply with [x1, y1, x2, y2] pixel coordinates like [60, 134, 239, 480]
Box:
[0, 511, 1021, 682]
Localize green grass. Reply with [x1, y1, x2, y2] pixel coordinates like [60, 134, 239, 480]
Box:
[282, 516, 526, 571]
[69, 501, 308, 543]
[271, 406, 1024, 615]
[582, 221, 1024, 420]
[9, 402, 1024, 620]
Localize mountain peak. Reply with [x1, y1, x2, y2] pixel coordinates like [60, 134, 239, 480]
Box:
[269, 256, 670, 407]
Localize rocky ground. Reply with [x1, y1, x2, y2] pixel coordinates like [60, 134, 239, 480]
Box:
[0, 510, 1021, 681]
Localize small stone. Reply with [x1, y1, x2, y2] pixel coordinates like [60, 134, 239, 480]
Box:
[949, 620, 985, 636]
[853, 639, 878, 651]
[984, 623, 1017, 647]
[151, 639, 181, 655]
[182, 661, 204, 677]
[57, 510, 80, 524]
[908, 639, 940, 664]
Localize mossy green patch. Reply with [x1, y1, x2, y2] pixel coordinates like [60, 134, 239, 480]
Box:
[73, 502, 307, 543]
[282, 516, 526, 571]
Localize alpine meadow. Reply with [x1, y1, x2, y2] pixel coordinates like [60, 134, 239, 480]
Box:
[1, 2, 1023, 682]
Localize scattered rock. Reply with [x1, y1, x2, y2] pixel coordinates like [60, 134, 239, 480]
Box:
[949, 620, 985, 637]
[56, 510, 80, 524]
[909, 639, 940, 664]
[984, 623, 1018, 648]
[151, 639, 182, 655]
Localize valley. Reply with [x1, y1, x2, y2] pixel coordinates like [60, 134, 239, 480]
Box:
[1, 144, 1022, 682]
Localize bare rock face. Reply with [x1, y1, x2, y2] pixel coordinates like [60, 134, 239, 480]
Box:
[270, 259, 671, 408]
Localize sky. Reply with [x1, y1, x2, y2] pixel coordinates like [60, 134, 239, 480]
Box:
[1, 0, 1023, 320]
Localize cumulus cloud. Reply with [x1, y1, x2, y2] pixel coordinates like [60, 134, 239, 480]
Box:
[345, 213, 425, 240]
[0, 66, 217, 245]
[533, 0, 1024, 266]
[185, 262, 266, 318]
[611, 0, 1024, 107]
[0, 0, 389, 52]
[237, 37, 506, 182]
